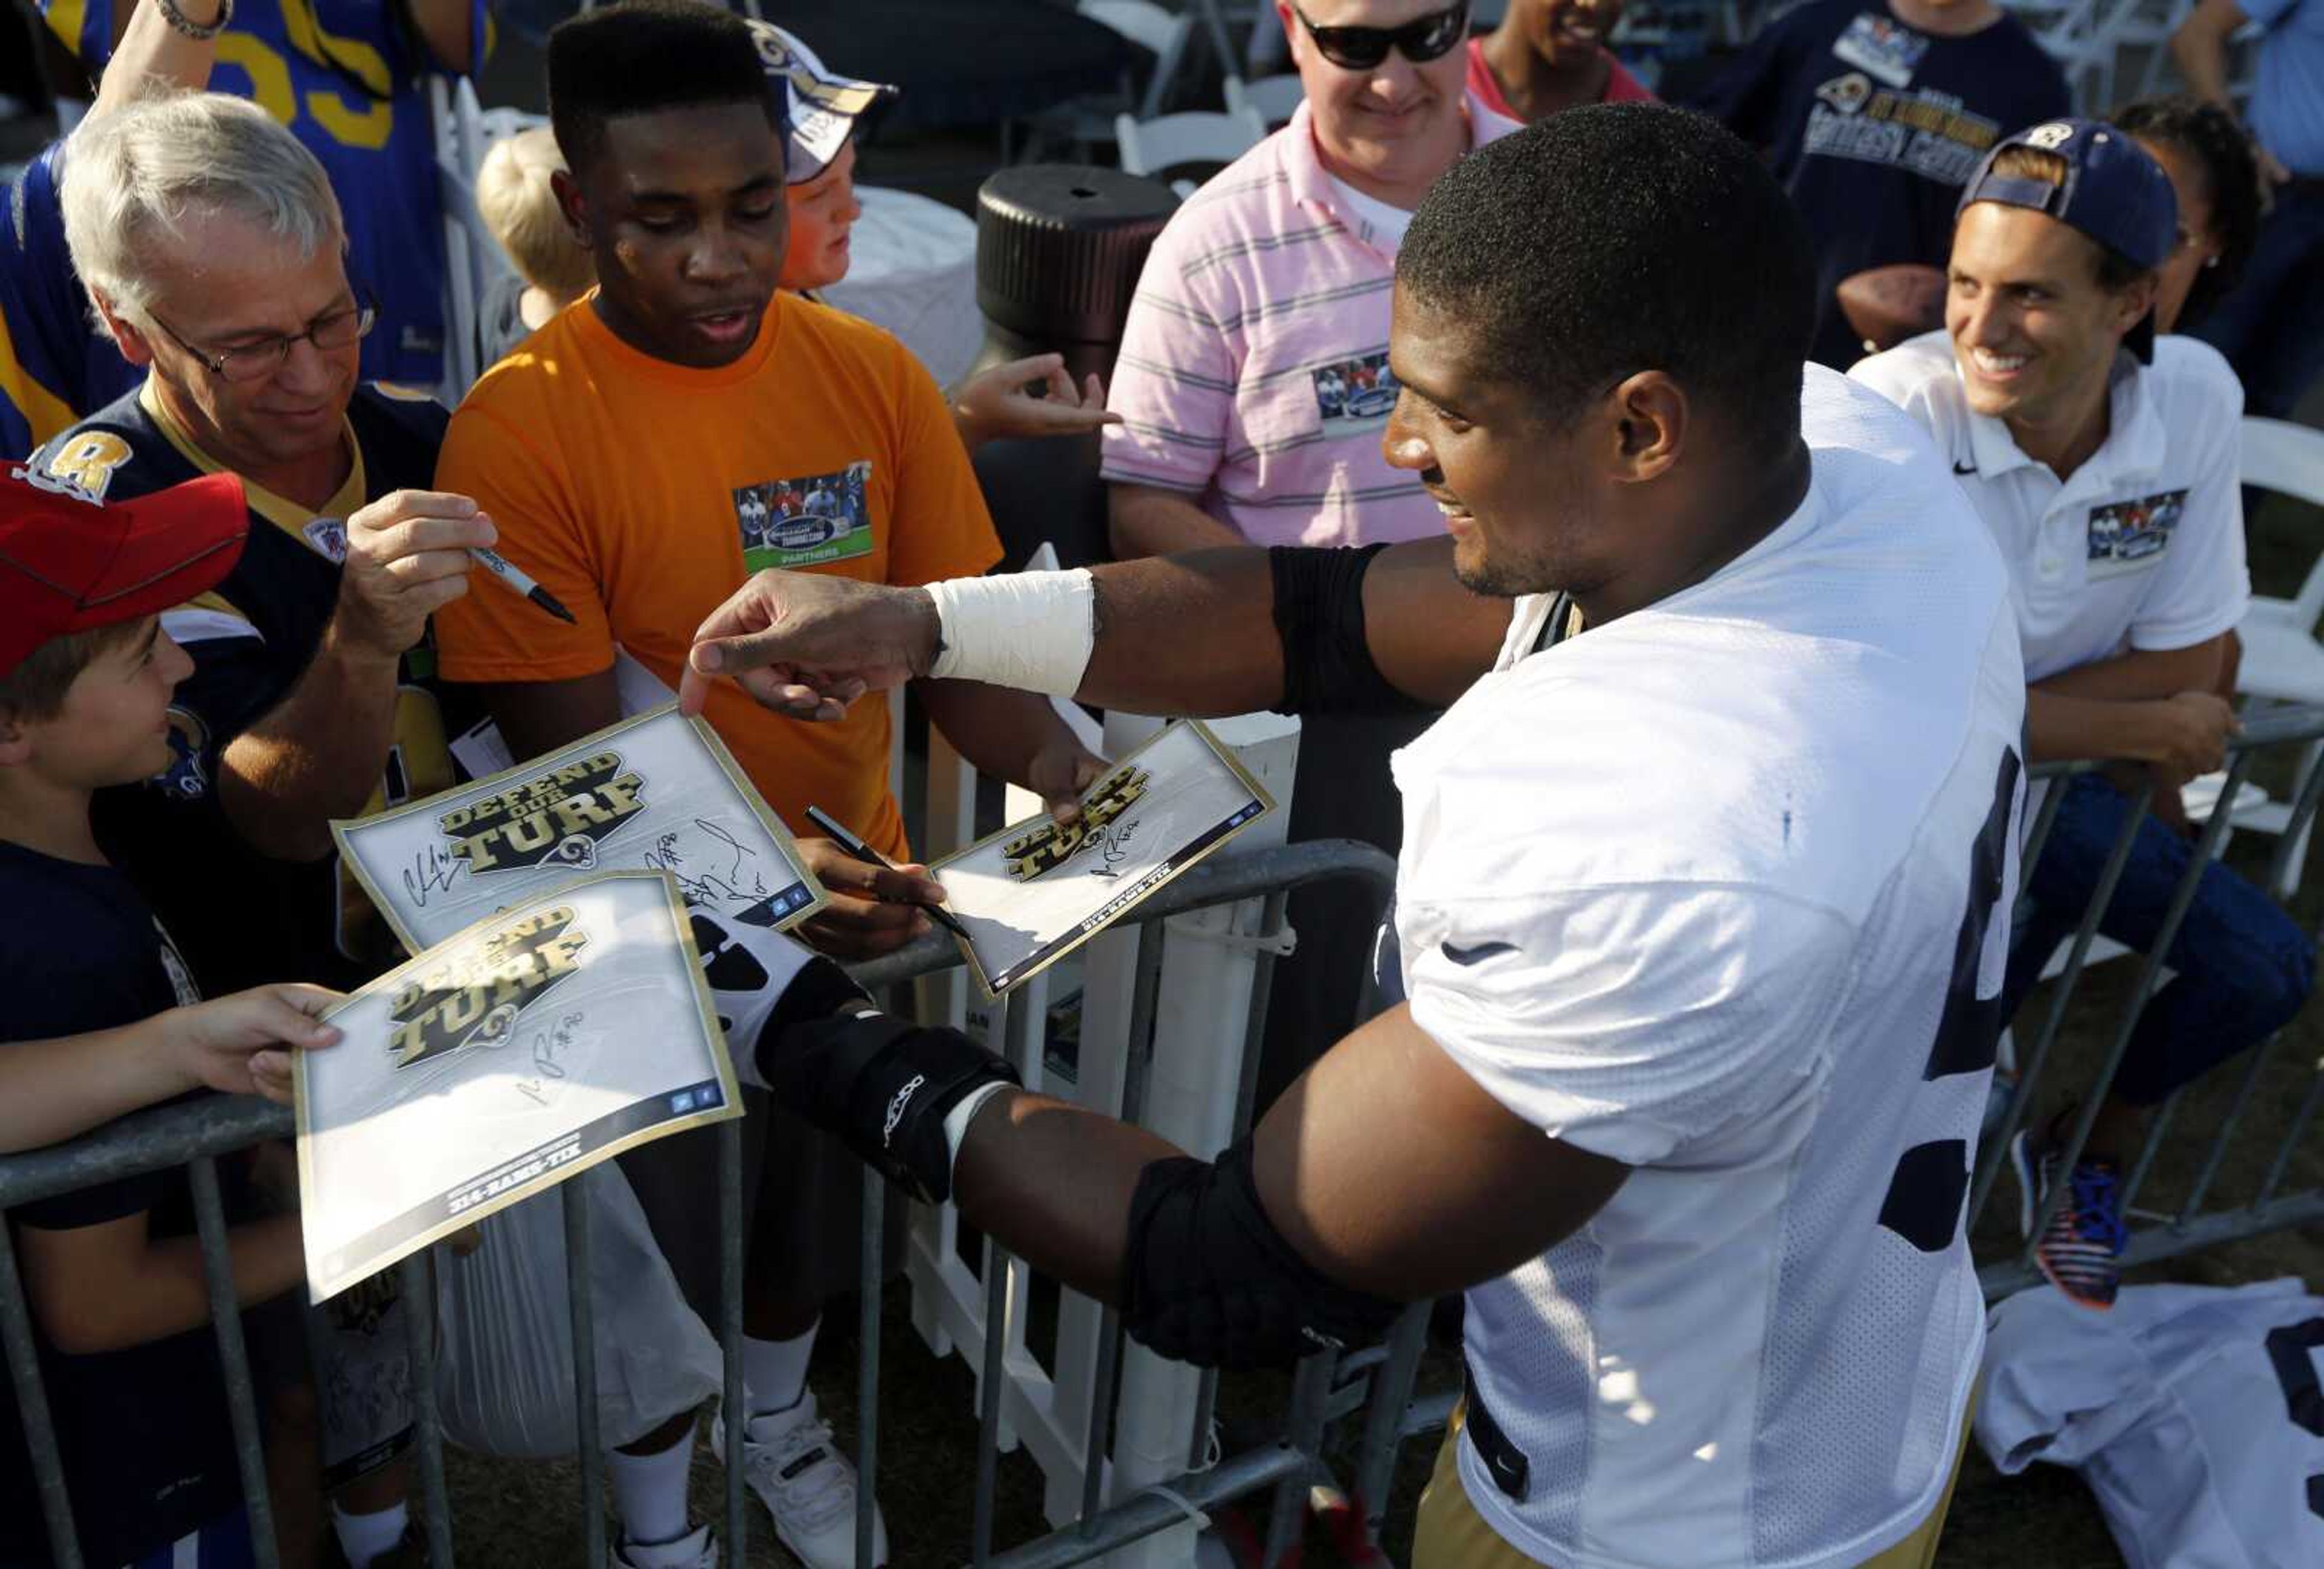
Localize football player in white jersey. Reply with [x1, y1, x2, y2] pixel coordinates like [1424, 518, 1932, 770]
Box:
[1853, 119, 2316, 1312]
[678, 107, 2026, 1569]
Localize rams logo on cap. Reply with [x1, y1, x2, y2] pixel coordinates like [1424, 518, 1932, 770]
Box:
[2025, 122, 2076, 150]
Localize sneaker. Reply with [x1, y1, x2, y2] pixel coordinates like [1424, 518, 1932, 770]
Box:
[711, 1392, 888, 1568]
[615, 1522, 718, 1568]
[2009, 1120, 2127, 1310]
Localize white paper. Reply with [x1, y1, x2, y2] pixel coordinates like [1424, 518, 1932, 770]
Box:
[296, 872, 740, 1302]
[932, 720, 1273, 995]
[333, 705, 823, 953]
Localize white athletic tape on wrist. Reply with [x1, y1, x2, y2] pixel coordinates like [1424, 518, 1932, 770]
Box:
[942, 1080, 1014, 1177]
[924, 569, 1097, 696]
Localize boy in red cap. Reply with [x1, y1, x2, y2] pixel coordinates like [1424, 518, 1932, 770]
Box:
[0, 462, 341, 1568]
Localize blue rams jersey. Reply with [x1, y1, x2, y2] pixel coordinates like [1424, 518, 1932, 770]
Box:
[31, 381, 480, 992]
[39, 0, 485, 384]
[1, 143, 141, 458]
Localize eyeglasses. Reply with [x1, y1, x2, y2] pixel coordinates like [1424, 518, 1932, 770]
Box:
[1290, 0, 1471, 70]
[149, 293, 378, 384]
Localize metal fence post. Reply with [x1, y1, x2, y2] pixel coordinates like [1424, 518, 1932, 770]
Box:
[188, 1154, 281, 1569]
[0, 1215, 82, 1569]
[563, 1180, 606, 1567]
[398, 1248, 455, 1565]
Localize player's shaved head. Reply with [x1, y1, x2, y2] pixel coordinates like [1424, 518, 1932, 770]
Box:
[547, 0, 782, 176]
[1399, 105, 1816, 455]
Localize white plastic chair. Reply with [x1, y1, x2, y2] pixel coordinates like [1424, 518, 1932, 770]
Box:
[1115, 107, 1268, 197]
[1082, 0, 1199, 120]
[1221, 72, 1305, 128]
[2230, 417, 2324, 895]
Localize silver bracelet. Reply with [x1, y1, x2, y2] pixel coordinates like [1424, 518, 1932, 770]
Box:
[154, 0, 234, 41]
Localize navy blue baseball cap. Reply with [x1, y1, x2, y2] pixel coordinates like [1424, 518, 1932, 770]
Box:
[1957, 117, 2178, 361]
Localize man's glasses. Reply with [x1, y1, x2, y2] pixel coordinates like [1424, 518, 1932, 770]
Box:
[150, 293, 378, 384]
[1290, 0, 1471, 70]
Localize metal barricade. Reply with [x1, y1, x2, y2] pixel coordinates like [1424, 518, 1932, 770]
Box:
[0, 837, 1405, 1569]
[1973, 703, 2324, 1295]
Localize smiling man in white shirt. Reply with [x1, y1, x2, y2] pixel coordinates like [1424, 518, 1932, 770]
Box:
[1854, 118, 2315, 1312]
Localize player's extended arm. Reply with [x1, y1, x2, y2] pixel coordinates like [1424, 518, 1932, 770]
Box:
[88, 0, 222, 119]
[0, 985, 341, 1154]
[16, 1206, 304, 1355]
[679, 539, 1508, 723]
[752, 955, 1628, 1366]
[956, 1002, 1629, 1309]
[1108, 482, 1250, 560]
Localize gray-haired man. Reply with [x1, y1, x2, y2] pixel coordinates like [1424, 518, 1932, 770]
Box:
[37, 90, 491, 998]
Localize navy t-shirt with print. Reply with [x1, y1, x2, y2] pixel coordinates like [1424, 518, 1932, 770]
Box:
[0, 844, 249, 1569]
[1691, 0, 2072, 367]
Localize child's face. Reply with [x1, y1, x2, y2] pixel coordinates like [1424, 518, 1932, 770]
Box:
[34, 620, 196, 788]
[780, 138, 862, 294]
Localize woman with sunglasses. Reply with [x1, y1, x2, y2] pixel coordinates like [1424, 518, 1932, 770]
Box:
[1468, 0, 1656, 124]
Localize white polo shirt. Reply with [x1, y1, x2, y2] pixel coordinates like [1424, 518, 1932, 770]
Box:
[1394, 367, 2027, 1568]
[1850, 331, 2249, 683]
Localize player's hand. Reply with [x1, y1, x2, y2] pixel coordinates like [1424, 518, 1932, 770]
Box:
[680, 573, 937, 719]
[795, 838, 947, 960]
[1026, 735, 1111, 824]
[950, 355, 1123, 451]
[168, 984, 344, 1104]
[335, 490, 497, 660]
[2142, 691, 2239, 776]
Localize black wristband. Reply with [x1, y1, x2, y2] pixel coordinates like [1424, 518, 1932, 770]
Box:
[1269, 544, 1430, 719]
[761, 1011, 1019, 1203]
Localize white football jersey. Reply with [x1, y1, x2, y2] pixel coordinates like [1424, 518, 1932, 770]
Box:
[1979, 1278, 2324, 1569]
[1393, 367, 2028, 1568]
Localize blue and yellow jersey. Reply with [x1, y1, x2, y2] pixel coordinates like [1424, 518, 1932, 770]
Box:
[38, 0, 489, 385]
[1, 143, 141, 458]
[31, 381, 481, 992]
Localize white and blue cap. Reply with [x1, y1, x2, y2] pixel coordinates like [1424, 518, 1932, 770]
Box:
[1958, 117, 2178, 360]
[746, 19, 897, 183]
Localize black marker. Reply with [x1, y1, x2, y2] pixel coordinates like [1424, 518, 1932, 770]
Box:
[471, 546, 578, 624]
[804, 804, 973, 942]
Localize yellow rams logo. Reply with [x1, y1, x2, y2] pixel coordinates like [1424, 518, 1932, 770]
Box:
[387, 904, 588, 1070]
[42, 432, 134, 501]
[438, 751, 648, 873]
[1002, 766, 1150, 882]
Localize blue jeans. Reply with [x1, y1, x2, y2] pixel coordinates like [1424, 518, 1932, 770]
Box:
[2194, 179, 2324, 421]
[2001, 775, 2316, 1107]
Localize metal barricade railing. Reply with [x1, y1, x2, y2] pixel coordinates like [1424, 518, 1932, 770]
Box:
[1972, 702, 2324, 1296]
[0, 837, 1408, 1569]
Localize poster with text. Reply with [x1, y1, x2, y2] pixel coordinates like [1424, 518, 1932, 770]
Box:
[333, 705, 823, 953]
[931, 720, 1273, 996]
[295, 872, 738, 1301]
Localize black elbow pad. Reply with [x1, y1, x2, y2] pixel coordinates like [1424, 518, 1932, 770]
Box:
[1269, 544, 1430, 719]
[1120, 1137, 1403, 1369]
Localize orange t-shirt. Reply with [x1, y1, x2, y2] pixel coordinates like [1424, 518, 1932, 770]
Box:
[432, 292, 1000, 858]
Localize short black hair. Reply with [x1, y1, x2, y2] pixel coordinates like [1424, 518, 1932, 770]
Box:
[1399, 105, 1816, 455]
[547, 0, 781, 176]
[2112, 94, 2260, 329]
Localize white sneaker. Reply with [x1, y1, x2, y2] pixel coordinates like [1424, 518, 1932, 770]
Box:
[712, 1392, 889, 1568]
[614, 1522, 718, 1569]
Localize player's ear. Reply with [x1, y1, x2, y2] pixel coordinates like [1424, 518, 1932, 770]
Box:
[1606, 371, 1686, 485]
[0, 712, 33, 767]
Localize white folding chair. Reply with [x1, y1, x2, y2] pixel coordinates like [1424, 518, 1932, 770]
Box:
[1221, 72, 1305, 127]
[2231, 417, 2324, 895]
[1023, 1, 1198, 159]
[1115, 106, 1269, 196]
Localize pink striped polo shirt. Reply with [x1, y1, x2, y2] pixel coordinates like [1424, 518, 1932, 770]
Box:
[1100, 95, 1520, 548]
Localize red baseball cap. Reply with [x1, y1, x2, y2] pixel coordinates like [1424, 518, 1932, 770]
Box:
[0, 462, 249, 678]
